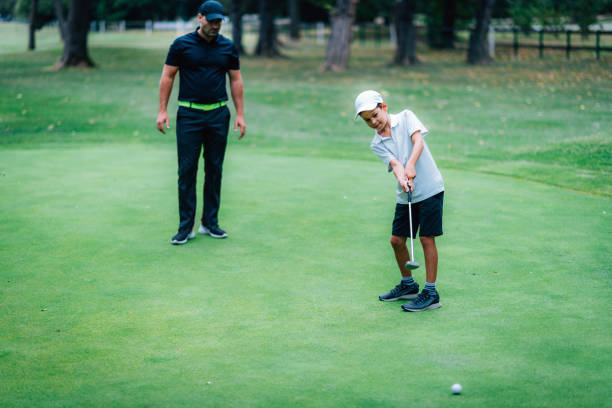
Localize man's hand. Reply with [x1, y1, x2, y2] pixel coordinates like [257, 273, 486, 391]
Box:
[157, 111, 170, 134]
[234, 114, 246, 139]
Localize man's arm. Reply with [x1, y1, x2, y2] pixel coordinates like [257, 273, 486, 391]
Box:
[228, 69, 246, 139]
[156, 64, 179, 134]
[404, 130, 424, 192]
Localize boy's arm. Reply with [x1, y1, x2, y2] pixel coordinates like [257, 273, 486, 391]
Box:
[404, 130, 424, 192]
[390, 159, 410, 193]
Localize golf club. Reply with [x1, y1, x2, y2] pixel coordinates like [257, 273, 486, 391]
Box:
[405, 186, 420, 270]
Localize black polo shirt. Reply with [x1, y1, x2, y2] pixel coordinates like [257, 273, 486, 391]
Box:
[165, 30, 240, 104]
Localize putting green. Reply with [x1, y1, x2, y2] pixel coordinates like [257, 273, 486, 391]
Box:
[1, 144, 610, 407]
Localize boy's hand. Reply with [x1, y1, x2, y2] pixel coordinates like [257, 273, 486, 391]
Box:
[390, 159, 413, 193]
[404, 164, 416, 192]
[399, 177, 411, 193]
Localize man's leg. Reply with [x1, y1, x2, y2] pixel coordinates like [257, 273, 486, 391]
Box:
[201, 107, 230, 228]
[176, 110, 203, 233]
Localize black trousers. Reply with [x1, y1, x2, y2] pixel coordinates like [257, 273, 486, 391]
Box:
[175, 105, 230, 233]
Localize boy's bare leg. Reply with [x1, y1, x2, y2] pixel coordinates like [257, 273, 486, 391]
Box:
[390, 235, 412, 278]
[420, 236, 438, 283]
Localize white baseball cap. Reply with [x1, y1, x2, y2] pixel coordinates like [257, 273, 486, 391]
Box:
[354, 90, 383, 119]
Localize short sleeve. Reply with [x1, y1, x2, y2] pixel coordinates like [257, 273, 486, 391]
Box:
[228, 43, 240, 70]
[404, 110, 428, 138]
[165, 38, 182, 67]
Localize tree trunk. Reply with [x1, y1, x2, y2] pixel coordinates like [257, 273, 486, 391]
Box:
[255, 0, 280, 57]
[28, 0, 38, 50]
[427, 0, 456, 49]
[321, 0, 357, 72]
[467, 0, 495, 64]
[288, 0, 300, 40]
[393, 0, 418, 66]
[441, 0, 456, 49]
[230, 0, 245, 54]
[57, 0, 94, 68]
[53, 0, 67, 42]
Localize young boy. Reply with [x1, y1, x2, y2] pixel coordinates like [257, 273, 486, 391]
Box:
[355, 90, 445, 312]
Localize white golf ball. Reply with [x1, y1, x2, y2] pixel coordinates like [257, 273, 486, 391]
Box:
[451, 383, 462, 394]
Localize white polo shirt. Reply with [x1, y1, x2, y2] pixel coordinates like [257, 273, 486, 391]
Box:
[370, 109, 444, 204]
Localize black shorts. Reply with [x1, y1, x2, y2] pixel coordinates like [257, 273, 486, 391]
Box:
[392, 191, 444, 238]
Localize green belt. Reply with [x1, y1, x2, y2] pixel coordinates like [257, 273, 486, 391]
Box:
[178, 100, 226, 111]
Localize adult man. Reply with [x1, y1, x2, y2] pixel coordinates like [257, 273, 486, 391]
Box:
[157, 0, 245, 245]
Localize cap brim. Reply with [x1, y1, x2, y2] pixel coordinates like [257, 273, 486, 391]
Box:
[354, 103, 378, 119]
[205, 13, 224, 21]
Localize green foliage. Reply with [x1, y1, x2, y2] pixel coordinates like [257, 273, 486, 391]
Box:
[567, 0, 604, 32]
[509, 0, 606, 32]
[508, 0, 538, 32]
[0, 0, 16, 16]
[423, 0, 474, 48]
[13, 0, 68, 29]
[354, 0, 393, 23]
[95, 0, 182, 21]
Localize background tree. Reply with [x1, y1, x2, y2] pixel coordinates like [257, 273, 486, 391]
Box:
[288, 0, 300, 40]
[440, 0, 457, 48]
[0, 0, 17, 17]
[56, 0, 94, 68]
[254, 0, 280, 56]
[466, 0, 495, 64]
[53, 0, 66, 40]
[230, 0, 245, 54]
[28, 0, 38, 49]
[424, 0, 474, 49]
[322, 0, 357, 72]
[15, 0, 64, 44]
[353, 0, 392, 23]
[564, 0, 604, 34]
[508, 0, 537, 33]
[393, 0, 418, 65]
[94, 0, 178, 21]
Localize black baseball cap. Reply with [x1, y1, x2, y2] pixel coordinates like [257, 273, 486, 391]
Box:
[198, 0, 225, 21]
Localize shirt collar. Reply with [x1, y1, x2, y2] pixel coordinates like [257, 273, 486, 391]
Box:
[389, 113, 399, 128]
[193, 29, 219, 44]
[372, 113, 399, 143]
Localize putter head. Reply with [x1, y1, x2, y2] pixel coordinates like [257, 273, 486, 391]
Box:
[405, 261, 420, 270]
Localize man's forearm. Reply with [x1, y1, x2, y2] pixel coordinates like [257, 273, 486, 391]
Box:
[230, 79, 244, 116]
[158, 76, 174, 113]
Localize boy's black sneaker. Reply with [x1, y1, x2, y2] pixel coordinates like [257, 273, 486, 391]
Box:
[171, 230, 195, 245]
[198, 224, 228, 239]
[379, 282, 419, 301]
[401, 290, 441, 312]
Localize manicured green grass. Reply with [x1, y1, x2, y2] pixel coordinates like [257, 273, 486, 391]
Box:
[1, 24, 611, 407]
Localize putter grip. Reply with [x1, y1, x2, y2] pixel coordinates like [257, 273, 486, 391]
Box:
[407, 188, 411, 203]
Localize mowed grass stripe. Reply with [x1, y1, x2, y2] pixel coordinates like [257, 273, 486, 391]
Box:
[1, 145, 610, 407]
